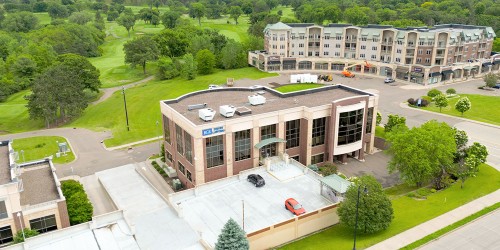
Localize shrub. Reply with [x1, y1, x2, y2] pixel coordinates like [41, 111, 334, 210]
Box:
[319, 163, 337, 176]
[385, 114, 407, 132]
[420, 99, 429, 107]
[61, 180, 85, 198]
[421, 95, 432, 103]
[61, 180, 93, 225]
[376, 112, 382, 126]
[446, 88, 456, 95]
[13, 228, 39, 243]
[427, 89, 442, 98]
[407, 98, 416, 106]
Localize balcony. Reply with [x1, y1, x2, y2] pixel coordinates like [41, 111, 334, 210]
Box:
[381, 50, 392, 55]
[405, 53, 415, 57]
[435, 53, 445, 58]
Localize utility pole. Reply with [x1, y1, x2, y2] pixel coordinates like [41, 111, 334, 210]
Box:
[242, 200, 245, 231]
[122, 86, 130, 131]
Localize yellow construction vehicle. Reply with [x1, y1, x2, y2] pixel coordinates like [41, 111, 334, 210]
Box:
[342, 61, 372, 78]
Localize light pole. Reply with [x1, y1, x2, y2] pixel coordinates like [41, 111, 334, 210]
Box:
[20, 150, 25, 163]
[122, 86, 130, 131]
[156, 120, 161, 154]
[16, 212, 25, 242]
[353, 185, 368, 250]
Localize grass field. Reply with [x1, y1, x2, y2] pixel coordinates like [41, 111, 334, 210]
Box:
[271, 6, 296, 20]
[274, 83, 323, 93]
[34, 12, 52, 25]
[186, 14, 251, 42]
[402, 202, 500, 249]
[281, 164, 500, 249]
[0, 90, 44, 135]
[12, 136, 75, 164]
[422, 94, 500, 126]
[69, 67, 277, 147]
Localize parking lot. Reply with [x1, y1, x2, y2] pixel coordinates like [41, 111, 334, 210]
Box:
[172, 166, 332, 246]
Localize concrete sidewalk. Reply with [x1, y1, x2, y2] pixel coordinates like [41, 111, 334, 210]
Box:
[367, 189, 500, 250]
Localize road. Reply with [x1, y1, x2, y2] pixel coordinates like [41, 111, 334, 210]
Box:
[418, 209, 500, 250]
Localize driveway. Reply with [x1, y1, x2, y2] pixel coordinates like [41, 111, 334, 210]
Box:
[338, 151, 399, 188]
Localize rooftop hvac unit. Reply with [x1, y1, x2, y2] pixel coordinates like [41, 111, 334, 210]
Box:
[236, 107, 252, 116]
[199, 108, 216, 122]
[248, 94, 266, 106]
[172, 178, 182, 191]
[219, 105, 236, 118]
[188, 103, 207, 111]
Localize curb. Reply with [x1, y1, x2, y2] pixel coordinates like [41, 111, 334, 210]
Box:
[104, 136, 162, 151]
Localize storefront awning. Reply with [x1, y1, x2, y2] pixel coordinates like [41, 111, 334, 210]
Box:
[463, 66, 474, 70]
[254, 137, 286, 149]
[493, 59, 500, 65]
[482, 62, 492, 67]
[429, 72, 440, 77]
[268, 61, 281, 65]
[442, 70, 453, 75]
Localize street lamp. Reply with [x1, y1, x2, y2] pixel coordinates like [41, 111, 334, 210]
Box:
[16, 212, 25, 242]
[156, 120, 161, 154]
[122, 86, 130, 131]
[353, 185, 368, 250]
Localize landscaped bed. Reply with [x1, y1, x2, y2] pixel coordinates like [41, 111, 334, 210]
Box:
[280, 163, 500, 249]
[12, 136, 75, 164]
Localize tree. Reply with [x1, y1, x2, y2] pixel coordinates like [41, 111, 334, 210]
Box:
[384, 114, 406, 133]
[376, 112, 382, 126]
[434, 93, 448, 112]
[214, 218, 249, 250]
[13, 228, 39, 243]
[107, 10, 119, 21]
[182, 53, 197, 80]
[493, 38, 500, 52]
[189, 3, 206, 26]
[483, 72, 498, 88]
[456, 142, 488, 188]
[387, 120, 456, 188]
[117, 13, 136, 37]
[427, 88, 442, 98]
[446, 88, 456, 96]
[220, 40, 246, 69]
[2, 12, 39, 33]
[47, 3, 69, 19]
[455, 97, 471, 116]
[345, 6, 369, 25]
[61, 180, 93, 225]
[154, 29, 189, 58]
[56, 54, 101, 92]
[229, 6, 243, 24]
[196, 49, 216, 75]
[337, 175, 393, 234]
[324, 5, 341, 23]
[157, 56, 180, 80]
[161, 11, 181, 29]
[124, 35, 159, 74]
[68, 11, 93, 25]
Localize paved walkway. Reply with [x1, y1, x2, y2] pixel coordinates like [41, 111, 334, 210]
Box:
[91, 75, 155, 105]
[367, 189, 500, 250]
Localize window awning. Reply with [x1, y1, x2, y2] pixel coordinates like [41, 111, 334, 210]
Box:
[268, 61, 281, 65]
[482, 62, 492, 67]
[254, 137, 286, 149]
[494, 59, 500, 65]
[442, 70, 453, 75]
[463, 66, 474, 70]
[429, 72, 441, 77]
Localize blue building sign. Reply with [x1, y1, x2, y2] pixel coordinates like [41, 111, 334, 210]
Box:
[202, 126, 225, 136]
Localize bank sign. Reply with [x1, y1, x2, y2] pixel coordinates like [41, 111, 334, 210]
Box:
[202, 126, 225, 136]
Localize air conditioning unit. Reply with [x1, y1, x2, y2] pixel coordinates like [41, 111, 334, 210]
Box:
[248, 94, 266, 106]
[219, 105, 236, 118]
[199, 108, 216, 121]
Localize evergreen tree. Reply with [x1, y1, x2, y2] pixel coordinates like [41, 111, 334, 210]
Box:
[215, 218, 249, 250]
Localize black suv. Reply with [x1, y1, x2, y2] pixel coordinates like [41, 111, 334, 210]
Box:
[247, 174, 265, 187]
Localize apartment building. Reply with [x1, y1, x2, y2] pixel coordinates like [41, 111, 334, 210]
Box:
[249, 22, 499, 85]
[0, 141, 69, 246]
[160, 85, 378, 188]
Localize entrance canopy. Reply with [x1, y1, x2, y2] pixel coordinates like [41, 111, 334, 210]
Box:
[254, 137, 286, 149]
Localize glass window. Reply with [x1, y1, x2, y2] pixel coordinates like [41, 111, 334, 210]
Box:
[366, 107, 374, 134]
[311, 154, 324, 164]
[0, 226, 13, 244]
[178, 161, 185, 175]
[206, 135, 224, 168]
[338, 109, 364, 146]
[0, 201, 7, 219]
[184, 132, 193, 163]
[163, 115, 171, 144]
[166, 151, 173, 163]
[286, 120, 300, 149]
[260, 124, 277, 157]
[291, 156, 299, 162]
[29, 215, 57, 234]
[176, 124, 184, 155]
[186, 170, 192, 182]
[234, 130, 251, 161]
[312, 117, 326, 146]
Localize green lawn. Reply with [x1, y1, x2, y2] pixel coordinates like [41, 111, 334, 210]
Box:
[12, 136, 75, 164]
[69, 67, 277, 147]
[281, 164, 500, 250]
[274, 83, 323, 93]
[271, 6, 296, 20]
[186, 14, 251, 42]
[375, 126, 387, 139]
[34, 12, 52, 25]
[0, 90, 44, 135]
[402, 202, 500, 249]
[422, 94, 500, 126]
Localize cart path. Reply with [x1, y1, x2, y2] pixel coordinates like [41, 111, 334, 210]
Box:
[92, 75, 155, 105]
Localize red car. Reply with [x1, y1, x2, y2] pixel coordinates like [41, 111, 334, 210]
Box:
[285, 198, 306, 215]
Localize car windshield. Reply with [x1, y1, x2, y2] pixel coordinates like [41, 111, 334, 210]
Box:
[293, 203, 302, 210]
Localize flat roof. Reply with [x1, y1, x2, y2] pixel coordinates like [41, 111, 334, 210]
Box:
[165, 85, 372, 126]
[20, 163, 60, 206]
[173, 165, 333, 246]
[0, 144, 11, 185]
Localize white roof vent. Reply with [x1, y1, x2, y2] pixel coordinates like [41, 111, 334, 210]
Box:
[248, 94, 266, 106]
[219, 105, 236, 118]
[199, 108, 216, 122]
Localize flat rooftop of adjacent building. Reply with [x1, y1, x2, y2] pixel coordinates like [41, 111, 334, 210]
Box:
[171, 164, 333, 246]
[0, 144, 11, 185]
[20, 162, 60, 206]
[165, 85, 373, 125]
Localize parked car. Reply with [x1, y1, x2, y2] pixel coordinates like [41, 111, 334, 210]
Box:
[208, 84, 223, 90]
[493, 83, 500, 89]
[285, 198, 306, 215]
[384, 77, 395, 83]
[247, 174, 265, 187]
